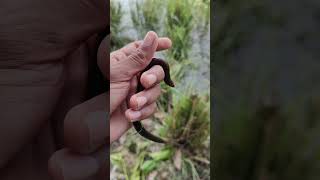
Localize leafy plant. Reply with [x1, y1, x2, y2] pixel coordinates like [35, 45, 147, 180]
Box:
[165, 0, 194, 61]
[130, 0, 166, 39]
[160, 90, 210, 150]
[157, 59, 195, 112]
[156, 90, 210, 179]
[193, 0, 210, 36]
[111, 0, 132, 51]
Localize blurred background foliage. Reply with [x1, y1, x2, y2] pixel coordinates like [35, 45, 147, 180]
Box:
[110, 0, 210, 179]
[213, 0, 320, 180]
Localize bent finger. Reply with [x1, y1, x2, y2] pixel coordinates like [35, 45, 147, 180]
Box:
[129, 84, 161, 111]
[125, 103, 157, 122]
[139, 65, 165, 89]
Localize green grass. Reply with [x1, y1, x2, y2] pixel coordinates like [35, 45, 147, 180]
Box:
[165, 0, 194, 61]
[130, 0, 165, 39]
[111, 0, 210, 179]
[111, 0, 132, 51]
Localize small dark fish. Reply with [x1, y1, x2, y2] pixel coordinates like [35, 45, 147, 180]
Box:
[133, 58, 175, 143]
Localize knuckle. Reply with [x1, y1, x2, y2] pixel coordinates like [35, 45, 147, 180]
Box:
[147, 65, 165, 80]
[110, 50, 120, 60]
[133, 41, 141, 48]
[129, 49, 146, 66]
[150, 84, 160, 93]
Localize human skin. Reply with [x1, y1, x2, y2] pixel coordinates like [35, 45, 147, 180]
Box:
[0, 1, 172, 179]
[110, 31, 172, 143]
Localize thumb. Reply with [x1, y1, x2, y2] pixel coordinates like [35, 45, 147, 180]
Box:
[111, 31, 158, 82]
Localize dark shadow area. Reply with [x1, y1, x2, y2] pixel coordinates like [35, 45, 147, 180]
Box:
[0, 0, 109, 179]
[212, 0, 320, 179]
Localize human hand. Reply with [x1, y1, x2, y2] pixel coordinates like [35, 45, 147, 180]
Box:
[109, 31, 172, 143]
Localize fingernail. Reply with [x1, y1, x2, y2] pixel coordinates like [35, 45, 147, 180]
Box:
[146, 74, 157, 86]
[136, 96, 147, 109]
[141, 31, 157, 50]
[128, 110, 141, 121]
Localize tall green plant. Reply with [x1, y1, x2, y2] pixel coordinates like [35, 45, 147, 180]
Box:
[130, 0, 165, 39]
[160, 90, 210, 149]
[194, 0, 210, 35]
[111, 0, 132, 51]
[165, 0, 194, 61]
[157, 90, 210, 179]
[157, 59, 194, 112]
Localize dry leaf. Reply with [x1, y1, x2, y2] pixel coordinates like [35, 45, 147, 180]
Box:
[174, 149, 182, 170]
